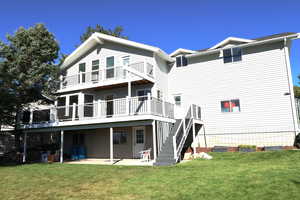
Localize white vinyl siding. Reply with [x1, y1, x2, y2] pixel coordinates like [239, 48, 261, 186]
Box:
[168, 42, 295, 136]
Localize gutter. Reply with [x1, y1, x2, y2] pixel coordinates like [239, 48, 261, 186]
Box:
[186, 33, 300, 58]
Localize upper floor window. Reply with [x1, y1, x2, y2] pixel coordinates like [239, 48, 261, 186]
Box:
[157, 90, 163, 100]
[174, 95, 181, 106]
[221, 99, 240, 113]
[106, 56, 115, 79]
[92, 60, 99, 71]
[176, 56, 188, 67]
[122, 56, 130, 66]
[223, 48, 242, 63]
[78, 63, 86, 83]
[92, 60, 99, 82]
[106, 56, 114, 68]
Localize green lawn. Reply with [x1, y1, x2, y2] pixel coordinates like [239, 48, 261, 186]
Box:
[1, 151, 300, 200]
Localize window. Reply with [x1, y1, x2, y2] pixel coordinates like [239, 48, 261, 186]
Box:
[221, 99, 240, 113]
[137, 89, 151, 101]
[92, 60, 99, 82]
[106, 56, 114, 67]
[174, 95, 181, 106]
[136, 130, 144, 144]
[157, 90, 163, 100]
[176, 56, 188, 67]
[223, 48, 242, 63]
[78, 63, 86, 83]
[106, 56, 114, 78]
[113, 132, 127, 144]
[122, 56, 130, 66]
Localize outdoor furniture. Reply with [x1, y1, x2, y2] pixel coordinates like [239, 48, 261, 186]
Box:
[139, 148, 151, 162]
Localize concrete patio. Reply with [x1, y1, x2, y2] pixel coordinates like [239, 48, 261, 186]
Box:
[66, 158, 154, 166]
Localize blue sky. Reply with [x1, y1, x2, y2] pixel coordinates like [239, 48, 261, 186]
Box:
[0, 0, 299, 85]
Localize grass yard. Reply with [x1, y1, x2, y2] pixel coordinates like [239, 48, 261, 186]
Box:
[0, 151, 300, 200]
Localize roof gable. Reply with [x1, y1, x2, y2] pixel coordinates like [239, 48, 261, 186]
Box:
[61, 32, 173, 69]
[209, 37, 254, 50]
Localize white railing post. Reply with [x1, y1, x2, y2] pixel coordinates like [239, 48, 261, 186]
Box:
[97, 99, 101, 118]
[29, 108, 33, 124]
[147, 93, 151, 114]
[126, 96, 130, 116]
[72, 103, 76, 121]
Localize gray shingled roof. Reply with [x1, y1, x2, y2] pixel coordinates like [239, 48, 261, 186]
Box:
[196, 32, 297, 52]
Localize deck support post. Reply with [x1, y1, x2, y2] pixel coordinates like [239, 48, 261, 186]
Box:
[22, 132, 27, 163]
[110, 127, 114, 163]
[152, 120, 157, 161]
[192, 121, 196, 155]
[60, 130, 64, 163]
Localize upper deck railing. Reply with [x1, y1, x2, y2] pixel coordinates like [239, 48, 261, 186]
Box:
[59, 61, 154, 91]
[21, 95, 174, 127]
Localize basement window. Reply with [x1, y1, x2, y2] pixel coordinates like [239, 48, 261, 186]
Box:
[113, 132, 127, 144]
[221, 99, 240, 113]
[223, 48, 242, 63]
[176, 56, 188, 67]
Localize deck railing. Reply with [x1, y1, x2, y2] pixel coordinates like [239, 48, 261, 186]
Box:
[22, 95, 174, 125]
[60, 62, 154, 90]
[173, 104, 201, 161]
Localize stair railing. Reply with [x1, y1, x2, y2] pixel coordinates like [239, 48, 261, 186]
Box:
[173, 104, 201, 162]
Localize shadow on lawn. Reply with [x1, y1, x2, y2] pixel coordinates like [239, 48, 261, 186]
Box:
[290, 179, 300, 185]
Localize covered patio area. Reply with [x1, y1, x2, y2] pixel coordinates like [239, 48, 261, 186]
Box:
[22, 120, 158, 165]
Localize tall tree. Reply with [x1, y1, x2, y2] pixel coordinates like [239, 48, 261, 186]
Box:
[0, 24, 60, 132]
[79, 24, 127, 45]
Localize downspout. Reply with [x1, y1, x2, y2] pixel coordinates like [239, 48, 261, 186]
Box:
[283, 37, 299, 137]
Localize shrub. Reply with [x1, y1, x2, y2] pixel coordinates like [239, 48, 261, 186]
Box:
[238, 145, 256, 149]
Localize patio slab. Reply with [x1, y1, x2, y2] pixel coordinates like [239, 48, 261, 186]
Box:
[66, 158, 154, 166]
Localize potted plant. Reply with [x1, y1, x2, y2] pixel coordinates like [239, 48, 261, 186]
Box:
[238, 145, 256, 152]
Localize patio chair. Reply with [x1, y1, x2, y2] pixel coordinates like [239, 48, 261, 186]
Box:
[139, 148, 151, 162]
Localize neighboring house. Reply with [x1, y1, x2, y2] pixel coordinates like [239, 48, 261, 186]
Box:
[18, 32, 300, 165]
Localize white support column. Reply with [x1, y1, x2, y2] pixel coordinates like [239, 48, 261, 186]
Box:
[192, 121, 196, 155]
[152, 120, 157, 161]
[22, 132, 27, 163]
[147, 93, 152, 114]
[72, 103, 76, 121]
[60, 130, 64, 163]
[110, 127, 114, 163]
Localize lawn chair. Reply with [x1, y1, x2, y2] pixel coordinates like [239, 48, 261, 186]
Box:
[139, 148, 151, 162]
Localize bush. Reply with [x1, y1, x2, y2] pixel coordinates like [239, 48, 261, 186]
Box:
[238, 145, 256, 149]
[294, 134, 300, 148]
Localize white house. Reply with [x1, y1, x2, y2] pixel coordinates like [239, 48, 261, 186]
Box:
[18, 32, 300, 165]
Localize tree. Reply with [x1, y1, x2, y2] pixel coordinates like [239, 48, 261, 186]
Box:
[0, 24, 60, 132]
[294, 86, 300, 98]
[79, 24, 127, 45]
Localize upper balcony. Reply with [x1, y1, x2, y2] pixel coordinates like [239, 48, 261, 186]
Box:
[58, 61, 155, 93]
